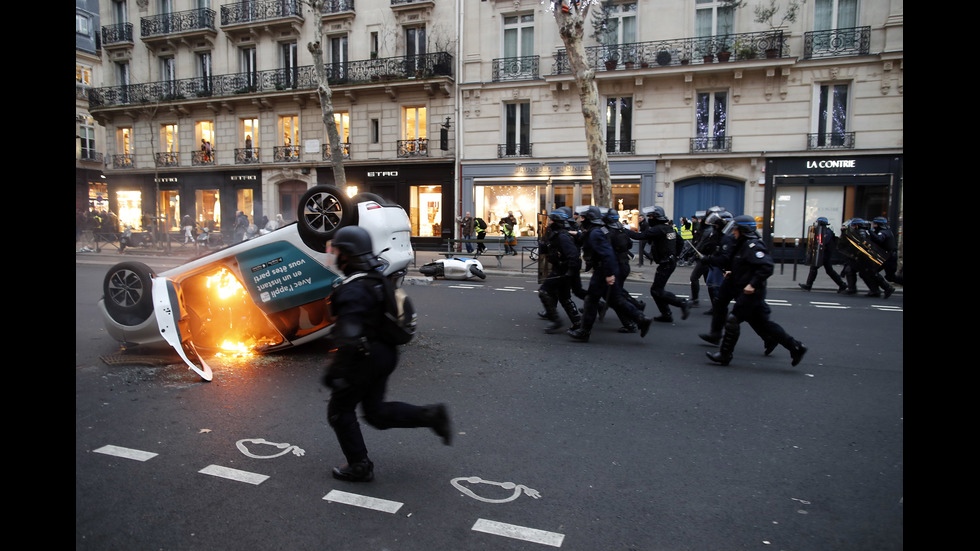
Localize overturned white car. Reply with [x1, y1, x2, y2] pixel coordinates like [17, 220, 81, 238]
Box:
[98, 186, 413, 381]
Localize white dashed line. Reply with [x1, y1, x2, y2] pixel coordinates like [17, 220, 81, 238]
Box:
[199, 464, 269, 485]
[93, 445, 158, 462]
[765, 299, 792, 306]
[472, 518, 565, 547]
[323, 489, 404, 514]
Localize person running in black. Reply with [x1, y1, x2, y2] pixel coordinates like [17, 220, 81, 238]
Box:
[798, 216, 847, 293]
[626, 206, 691, 323]
[324, 226, 452, 482]
[705, 216, 807, 367]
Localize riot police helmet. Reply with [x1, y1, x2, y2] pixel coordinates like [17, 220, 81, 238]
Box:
[816, 216, 829, 226]
[642, 205, 669, 224]
[603, 209, 623, 229]
[331, 226, 382, 274]
[549, 207, 572, 223]
[732, 215, 758, 237]
[581, 205, 604, 225]
[872, 216, 889, 228]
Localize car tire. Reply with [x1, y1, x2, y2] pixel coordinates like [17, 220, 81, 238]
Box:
[297, 184, 353, 251]
[469, 266, 486, 280]
[103, 261, 156, 326]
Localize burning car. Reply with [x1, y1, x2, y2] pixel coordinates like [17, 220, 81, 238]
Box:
[98, 186, 413, 381]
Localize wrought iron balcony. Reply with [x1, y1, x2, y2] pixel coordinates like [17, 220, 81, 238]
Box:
[89, 52, 453, 109]
[807, 132, 855, 150]
[554, 31, 788, 74]
[391, 0, 434, 8]
[112, 154, 134, 169]
[155, 152, 179, 167]
[497, 143, 532, 158]
[101, 23, 133, 47]
[397, 139, 429, 158]
[220, 0, 302, 26]
[274, 145, 302, 162]
[79, 151, 105, 163]
[235, 148, 261, 164]
[141, 8, 216, 38]
[690, 136, 732, 153]
[192, 150, 215, 166]
[492, 56, 540, 82]
[803, 27, 871, 59]
[321, 143, 351, 160]
[605, 140, 635, 156]
[320, 0, 355, 15]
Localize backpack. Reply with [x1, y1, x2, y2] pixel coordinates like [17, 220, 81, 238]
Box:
[474, 217, 487, 231]
[354, 271, 417, 345]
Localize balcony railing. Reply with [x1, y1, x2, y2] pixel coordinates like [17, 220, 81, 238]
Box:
[605, 140, 635, 155]
[807, 132, 855, 150]
[498, 143, 532, 158]
[397, 139, 428, 158]
[79, 151, 105, 163]
[89, 52, 453, 109]
[155, 152, 179, 167]
[141, 8, 216, 38]
[492, 56, 540, 82]
[803, 27, 871, 59]
[321, 143, 351, 160]
[112, 154, 134, 169]
[691, 136, 732, 153]
[274, 145, 301, 162]
[192, 150, 216, 166]
[220, 0, 302, 26]
[235, 148, 261, 164]
[554, 31, 788, 74]
[101, 23, 134, 46]
[320, 0, 355, 15]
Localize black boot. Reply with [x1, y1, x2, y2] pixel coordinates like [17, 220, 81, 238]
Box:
[567, 327, 590, 342]
[618, 323, 638, 333]
[332, 459, 374, 482]
[706, 316, 740, 366]
[798, 283, 811, 291]
[790, 341, 808, 366]
[680, 299, 691, 320]
[545, 319, 564, 334]
[699, 332, 721, 345]
[422, 404, 453, 445]
[637, 316, 652, 338]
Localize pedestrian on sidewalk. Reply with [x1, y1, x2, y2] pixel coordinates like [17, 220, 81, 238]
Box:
[457, 212, 475, 253]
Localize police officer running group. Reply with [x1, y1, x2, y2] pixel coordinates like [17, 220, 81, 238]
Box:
[625, 206, 691, 323]
[537, 207, 583, 334]
[324, 226, 452, 483]
[798, 216, 848, 293]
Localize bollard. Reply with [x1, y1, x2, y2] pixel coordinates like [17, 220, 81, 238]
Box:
[792, 238, 800, 280]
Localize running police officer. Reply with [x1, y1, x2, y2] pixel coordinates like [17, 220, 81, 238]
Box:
[705, 216, 807, 367]
[324, 226, 452, 482]
[626, 206, 691, 323]
[568, 206, 652, 342]
[537, 207, 583, 333]
[799, 216, 847, 293]
[871, 216, 903, 286]
[605, 209, 646, 332]
[690, 207, 728, 309]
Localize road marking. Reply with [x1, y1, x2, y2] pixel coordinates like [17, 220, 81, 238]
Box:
[472, 518, 565, 547]
[810, 301, 849, 309]
[765, 299, 791, 306]
[323, 490, 403, 514]
[448, 284, 481, 289]
[199, 464, 269, 485]
[93, 445, 157, 462]
[872, 305, 902, 312]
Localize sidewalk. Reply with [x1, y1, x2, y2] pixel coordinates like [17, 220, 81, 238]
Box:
[77, 241, 897, 294]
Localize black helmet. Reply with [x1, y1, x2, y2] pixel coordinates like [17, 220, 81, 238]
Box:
[582, 205, 604, 224]
[642, 206, 668, 223]
[816, 216, 829, 226]
[549, 207, 572, 223]
[603, 209, 622, 229]
[872, 216, 888, 228]
[705, 210, 730, 228]
[733, 215, 758, 235]
[331, 226, 381, 274]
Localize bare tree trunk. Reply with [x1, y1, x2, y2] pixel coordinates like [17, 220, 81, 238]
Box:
[554, 5, 612, 208]
[305, 1, 346, 188]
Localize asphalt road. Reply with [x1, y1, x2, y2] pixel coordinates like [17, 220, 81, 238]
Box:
[76, 260, 903, 551]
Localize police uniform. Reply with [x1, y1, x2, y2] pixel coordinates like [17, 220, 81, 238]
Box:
[605, 210, 646, 332]
[706, 216, 807, 367]
[567, 206, 651, 342]
[538, 207, 583, 333]
[799, 217, 847, 292]
[325, 226, 451, 482]
[626, 207, 691, 323]
[872, 217, 903, 286]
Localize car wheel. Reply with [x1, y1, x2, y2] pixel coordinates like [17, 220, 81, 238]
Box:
[297, 185, 353, 251]
[469, 266, 486, 280]
[103, 261, 156, 326]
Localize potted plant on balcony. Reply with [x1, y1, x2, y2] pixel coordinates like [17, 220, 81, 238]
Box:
[752, 0, 806, 57]
[592, 0, 619, 70]
[735, 39, 757, 60]
[717, 38, 732, 62]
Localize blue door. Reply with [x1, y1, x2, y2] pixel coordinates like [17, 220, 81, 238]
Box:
[673, 177, 744, 220]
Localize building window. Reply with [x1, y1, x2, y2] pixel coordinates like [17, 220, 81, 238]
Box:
[278, 115, 300, 160]
[604, 96, 633, 154]
[281, 41, 298, 88]
[197, 51, 213, 94]
[600, 2, 637, 45]
[401, 106, 427, 156]
[815, 83, 849, 147]
[695, 0, 735, 37]
[76, 64, 92, 86]
[334, 111, 351, 156]
[160, 57, 177, 98]
[196, 189, 221, 230]
[405, 25, 426, 74]
[76, 13, 91, 36]
[411, 185, 443, 238]
[79, 117, 97, 160]
[503, 102, 531, 157]
[503, 13, 534, 57]
[328, 35, 347, 81]
[814, 0, 857, 31]
[241, 117, 258, 162]
[370, 118, 380, 144]
[695, 91, 728, 150]
[196, 120, 215, 164]
[241, 47, 257, 90]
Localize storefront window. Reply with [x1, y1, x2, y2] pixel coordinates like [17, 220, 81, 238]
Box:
[115, 190, 142, 229]
[89, 182, 108, 212]
[196, 189, 220, 230]
[159, 190, 180, 231]
[773, 185, 846, 239]
[475, 184, 538, 236]
[411, 185, 442, 237]
[611, 182, 640, 229]
[237, 189, 254, 224]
